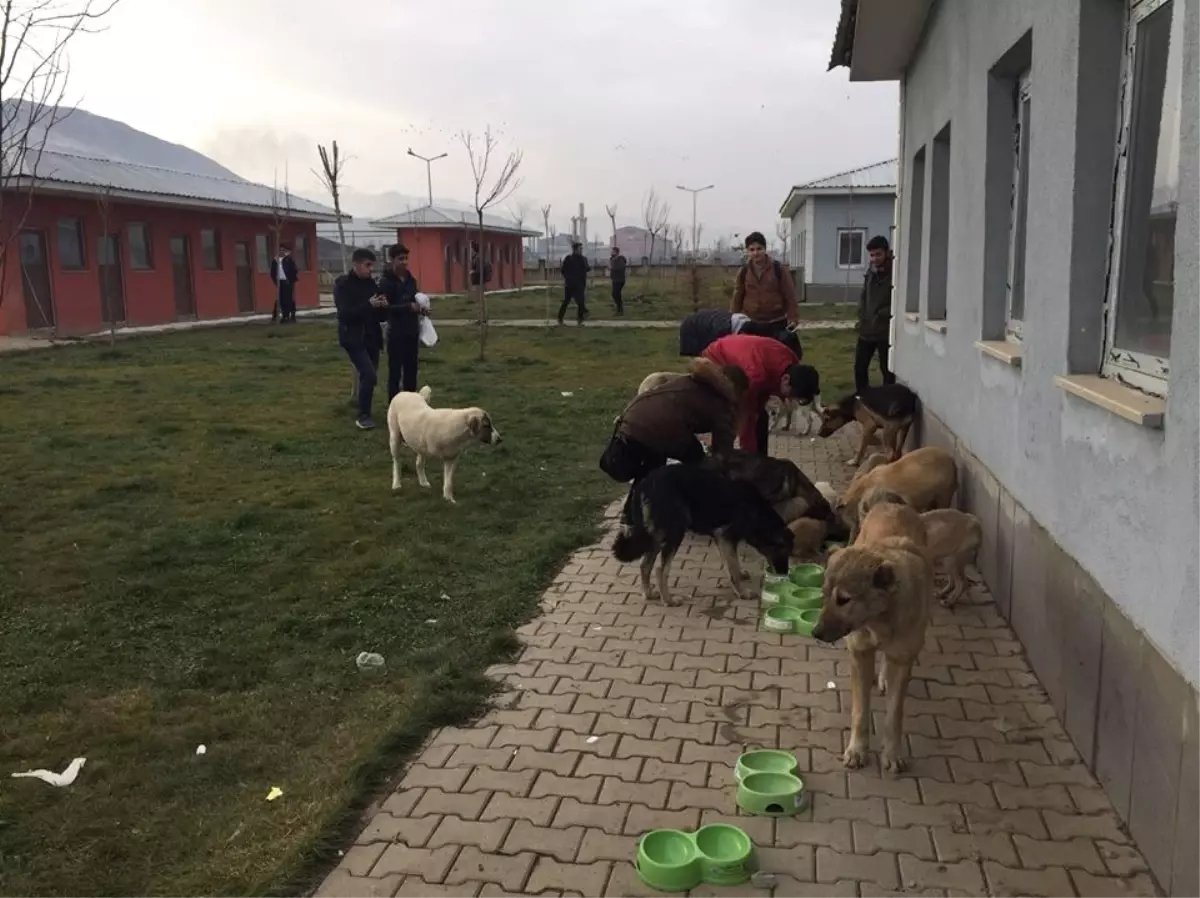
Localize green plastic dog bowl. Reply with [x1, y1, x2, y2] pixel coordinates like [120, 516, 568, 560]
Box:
[760, 573, 790, 605]
[794, 607, 822, 637]
[693, 824, 755, 886]
[789, 563, 825, 588]
[763, 605, 803, 633]
[736, 771, 807, 816]
[735, 750, 799, 783]
[779, 585, 823, 610]
[636, 829, 701, 892]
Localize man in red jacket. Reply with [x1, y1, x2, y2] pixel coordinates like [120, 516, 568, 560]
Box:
[703, 333, 820, 456]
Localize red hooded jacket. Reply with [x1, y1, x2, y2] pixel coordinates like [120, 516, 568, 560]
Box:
[702, 334, 798, 453]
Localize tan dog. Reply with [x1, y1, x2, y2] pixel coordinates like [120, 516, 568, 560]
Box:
[838, 446, 958, 542]
[812, 497, 932, 775]
[788, 518, 828, 560]
[921, 509, 982, 607]
[637, 371, 684, 395]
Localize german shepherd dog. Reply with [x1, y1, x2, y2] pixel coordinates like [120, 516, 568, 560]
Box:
[818, 384, 919, 467]
[703, 450, 849, 541]
[612, 465, 794, 607]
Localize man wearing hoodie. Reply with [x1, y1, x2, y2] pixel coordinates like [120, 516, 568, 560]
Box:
[854, 235, 897, 394]
[334, 248, 388, 430]
[379, 243, 423, 400]
[559, 241, 590, 326]
[732, 231, 797, 339]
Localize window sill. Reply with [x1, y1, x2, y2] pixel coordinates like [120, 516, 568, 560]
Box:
[975, 340, 1022, 368]
[904, 312, 920, 323]
[923, 319, 948, 335]
[1054, 374, 1165, 429]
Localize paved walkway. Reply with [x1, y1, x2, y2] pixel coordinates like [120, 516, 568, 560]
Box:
[340, 432, 1158, 896]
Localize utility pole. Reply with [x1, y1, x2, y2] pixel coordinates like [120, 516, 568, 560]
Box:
[407, 148, 448, 206]
[676, 184, 714, 256]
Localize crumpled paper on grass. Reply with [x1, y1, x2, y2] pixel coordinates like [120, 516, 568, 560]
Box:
[11, 757, 86, 787]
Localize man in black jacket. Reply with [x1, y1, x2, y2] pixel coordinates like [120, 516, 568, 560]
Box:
[270, 245, 300, 322]
[379, 243, 423, 399]
[609, 246, 627, 315]
[854, 235, 897, 394]
[558, 241, 590, 326]
[335, 248, 388, 429]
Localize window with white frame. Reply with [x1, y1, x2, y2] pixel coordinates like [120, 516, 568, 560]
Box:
[836, 228, 866, 268]
[1104, 0, 1183, 396]
[1006, 71, 1032, 341]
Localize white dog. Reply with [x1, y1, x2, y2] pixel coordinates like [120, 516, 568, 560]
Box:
[387, 385, 502, 504]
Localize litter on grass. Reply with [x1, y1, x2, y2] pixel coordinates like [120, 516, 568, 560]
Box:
[196, 745, 207, 755]
[11, 757, 86, 787]
[561, 391, 574, 397]
[266, 786, 284, 801]
[356, 652, 386, 672]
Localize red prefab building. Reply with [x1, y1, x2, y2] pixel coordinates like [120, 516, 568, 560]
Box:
[1, 149, 339, 336]
[368, 206, 539, 294]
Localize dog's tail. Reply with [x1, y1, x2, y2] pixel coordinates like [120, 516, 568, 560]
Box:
[419, 385, 433, 402]
[612, 487, 655, 562]
[858, 485, 909, 519]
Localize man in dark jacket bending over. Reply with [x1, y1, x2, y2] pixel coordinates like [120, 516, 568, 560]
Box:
[854, 235, 897, 394]
[335, 248, 388, 430]
[379, 243, 423, 399]
[559, 241, 590, 326]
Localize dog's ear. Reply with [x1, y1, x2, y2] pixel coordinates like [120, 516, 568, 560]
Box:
[872, 563, 895, 590]
[468, 413, 482, 434]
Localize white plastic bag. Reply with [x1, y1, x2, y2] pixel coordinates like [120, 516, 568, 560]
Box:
[415, 293, 438, 347]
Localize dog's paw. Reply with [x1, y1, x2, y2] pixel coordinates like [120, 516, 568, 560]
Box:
[880, 747, 908, 775]
[877, 675, 888, 695]
[735, 586, 757, 602]
[443, 495, 457, 505]
[844, 457, 858, 466]
[842, 744, 870, 769]
[738, 570, 752, 582]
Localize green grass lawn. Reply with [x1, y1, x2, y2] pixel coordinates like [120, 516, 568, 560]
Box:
[0, 322, 856, 896]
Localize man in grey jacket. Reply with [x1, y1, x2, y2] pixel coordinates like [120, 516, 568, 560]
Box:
[854, 235, 897, 394]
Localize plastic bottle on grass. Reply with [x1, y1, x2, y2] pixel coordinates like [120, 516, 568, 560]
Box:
[356, 652, 385, 672]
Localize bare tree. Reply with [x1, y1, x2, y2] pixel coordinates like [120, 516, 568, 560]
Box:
[775, 220, 790, 259]
[604, 204, 617, 247]
[268, 169, 294, 325]
[539, 204, 551, 282]
[0, 0, 122, 326]
[641, 188, 671, 284]
[314, 141, 349, 272]
[458, 126, 523, 360]
[509, 200, 529, 288]
[94, 183, 116, 347]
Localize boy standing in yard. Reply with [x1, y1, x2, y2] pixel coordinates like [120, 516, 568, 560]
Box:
[270, 244, 299, 323]
[559, 241, 590, 326]
[335, 248, 388, 430]
[733, 231, 797, 340]
[854, 235, 897, 394]
[380, 243, 423, 399]
[702, 333, 819, 457]
[609, 245, 627, 316]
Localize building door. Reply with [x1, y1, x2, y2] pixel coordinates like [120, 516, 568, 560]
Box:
[443, 243, 453, 293]
[170, 236, 195, 317]
[97, 233, 126, 324]
[18, 230, 55, 329]
[234, 240, 254, 313]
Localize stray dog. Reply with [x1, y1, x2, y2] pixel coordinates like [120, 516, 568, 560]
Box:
[921, 509, 982, 607]
[788, 518, 828, 560]
[812, 497, 933, 775]
[387, 385, 502, 504]
[703, 450, 847, 540]
[612, 465, 794, 606]
[818, 384, 919, 466]
[637, 371, 684, 395]
[837, 446, 958, 542]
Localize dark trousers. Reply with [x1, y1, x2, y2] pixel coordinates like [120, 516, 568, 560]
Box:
[343, 339, 380, 419]
[601, 433, 706, 484]
[754, 406, 770, 458]
[854, 337, 896, 394]
[277, 282, 296, 320]
[387, 332, 420, 400]
[612, 279, 625, 314]
[558, 284, 587, 323]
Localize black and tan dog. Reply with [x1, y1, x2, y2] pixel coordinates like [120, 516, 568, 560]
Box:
[612, 465, 794, 606]
[812, 487, 933, 775]
[818, 384, 919, 467]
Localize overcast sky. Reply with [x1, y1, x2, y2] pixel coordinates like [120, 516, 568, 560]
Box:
[67, 0, 898, 240]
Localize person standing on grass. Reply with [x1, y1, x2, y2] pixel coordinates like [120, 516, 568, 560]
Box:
[379, 243, 424, 399]
[335, 248, 388, 430]
[609, 245, 627, 316]
[270, 244, 299, 323]
[702, 333, 820, 457]
[732, 231, 798, 342]
[854, 235, 897, 394]
[558, 241, 590, 326]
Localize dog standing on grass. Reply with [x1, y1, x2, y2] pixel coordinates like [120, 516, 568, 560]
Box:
[812, 485, 933, 775]
[387, 385, 502, 504]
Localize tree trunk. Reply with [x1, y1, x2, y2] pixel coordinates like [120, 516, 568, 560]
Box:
[477, 214, 488, 361]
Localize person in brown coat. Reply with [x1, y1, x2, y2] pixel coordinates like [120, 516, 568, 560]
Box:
[732, 231, 798, 341]
[599, 358, 748, 483]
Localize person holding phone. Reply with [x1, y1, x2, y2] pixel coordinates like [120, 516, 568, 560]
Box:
[334, 248, 389, 430]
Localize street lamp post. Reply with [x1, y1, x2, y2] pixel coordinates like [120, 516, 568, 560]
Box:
[407, 148, 448, 206]
[676, 183, 714, 256]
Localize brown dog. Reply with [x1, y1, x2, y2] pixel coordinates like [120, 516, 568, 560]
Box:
[818, 384, 919, 467]
[788, 517, 828, 560]
[921, 509, 982, 607]
[837, 446, 958, 542]
[812, 498, 932, 775]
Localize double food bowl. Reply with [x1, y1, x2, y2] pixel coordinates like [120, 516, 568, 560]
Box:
[761, 563, 824, 635]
